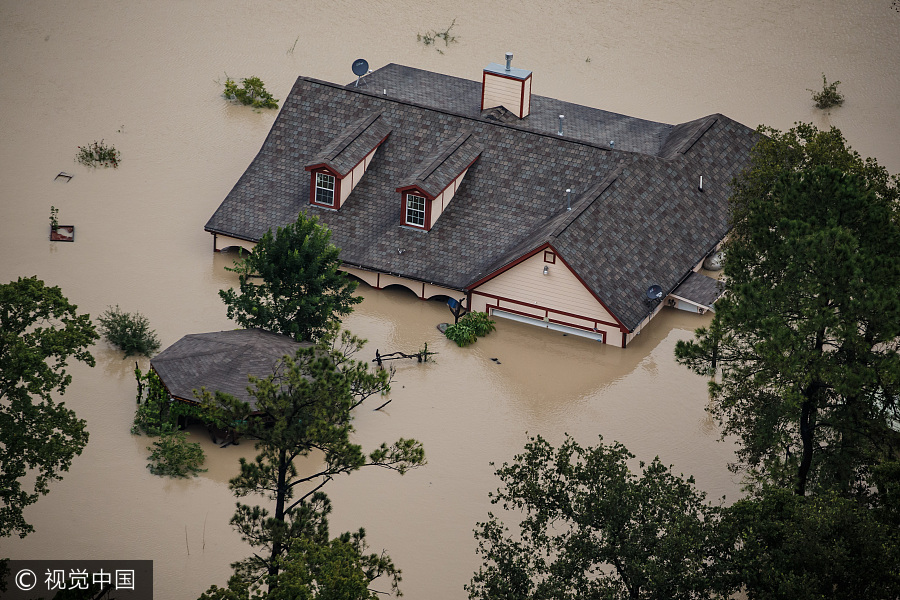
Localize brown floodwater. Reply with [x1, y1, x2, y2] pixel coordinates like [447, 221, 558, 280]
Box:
[1, 1, 897, 598]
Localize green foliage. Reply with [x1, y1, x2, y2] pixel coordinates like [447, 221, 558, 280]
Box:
[133, 366, 208, 436]
[444, 322, 477, 347]
[675, 124, 900, 498]
[198, 496, 402, 600]
[715, 488, 900, 599]
[198, 330, 424, 595]
[219, 212, 362, 342]
[0, 276, 98, 538]
[97, 305, 161, 358]
[808, 73, 844, 109]
[76, 139, 120, 168]
[147, 425, 207, 478]
[461, 311, 496, 337]
[444, 311, 495, 347]
[49, 205, 59, 230]
[223, 76, 279, 109]
[417, 19, 458, 54]
[468, 435, 719, 600]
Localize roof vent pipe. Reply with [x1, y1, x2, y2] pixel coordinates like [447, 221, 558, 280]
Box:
[566, 188, 572, 211]
[505, 52, 513, 71]
[609, 140, 615, 148]
[699, 175, 704, 191]
[558, 115, 564, 136]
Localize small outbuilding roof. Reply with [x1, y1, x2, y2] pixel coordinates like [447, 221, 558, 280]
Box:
[150, 329, 310, 411]
[670, 271, 724, 309]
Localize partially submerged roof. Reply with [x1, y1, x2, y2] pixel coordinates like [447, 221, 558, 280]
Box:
[670, 271, 724, 309]
[205, 64, 757, 331]
[150, 329, 310, 411]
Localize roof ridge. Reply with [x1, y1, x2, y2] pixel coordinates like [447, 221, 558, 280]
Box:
[675, 115, 719, 155]
[548, 162, 625, 241]
[416, 131, 471, 183]
[297, 74, 635, 156]
[322, 113, 382, 161]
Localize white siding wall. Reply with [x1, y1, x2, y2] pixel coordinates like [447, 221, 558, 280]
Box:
[522, 77, 531, 117]
[483, 73, 524, 117]
[342, 269, 457, 299]
[471, 250, 621, 342]
[341, 266, 379, 288]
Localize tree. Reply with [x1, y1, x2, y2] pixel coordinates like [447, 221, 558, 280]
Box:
[0, 276, 98, 538]
[714, 487, 900, 599]
[467, 435, 720, 600]
[675, 124, 900, 498]
[219, 213, 362, 342]
[198, 327, 424, 597]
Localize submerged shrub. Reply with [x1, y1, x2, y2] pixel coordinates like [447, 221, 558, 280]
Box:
[98, 305, 161, 358]
[223, 75, 279, 109]
[444, 311, 495, 347]
[76, 140, 121, 168]
[147, 425, 206, 478]
[808, 74, 844, 109]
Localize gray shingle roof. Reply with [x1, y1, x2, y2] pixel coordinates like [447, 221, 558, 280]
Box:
[306, 113, 392, 176]
[397, 131, 483, 198]
[671, 271, 724, 308]
[205, 64, 758, 332]
[150, 329, 310, 411]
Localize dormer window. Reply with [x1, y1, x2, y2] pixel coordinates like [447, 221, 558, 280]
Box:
[315, 173, 336, 206]
[395, 132, 483, 232]
[405, 193, 427, 228]
[304, 113, 392, 211]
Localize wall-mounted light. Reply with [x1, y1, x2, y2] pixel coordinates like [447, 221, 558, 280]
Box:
[543, 265, 549, 275]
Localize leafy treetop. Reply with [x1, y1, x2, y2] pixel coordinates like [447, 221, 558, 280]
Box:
[0, 276, 98, 538]
[198, 326, 424, 596]
[219, 212, 362, 342]
[676, 124, 900, 498]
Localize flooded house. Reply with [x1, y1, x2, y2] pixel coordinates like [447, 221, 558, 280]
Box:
[205, 56, 757, 347]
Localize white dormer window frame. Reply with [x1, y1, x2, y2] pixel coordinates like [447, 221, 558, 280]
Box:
[315, 172, 336, 207]
[405, 193, 427, 227]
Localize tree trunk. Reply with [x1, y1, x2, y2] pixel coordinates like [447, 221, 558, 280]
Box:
[268, 447, 289, 587]
[797, 397, 815, 496]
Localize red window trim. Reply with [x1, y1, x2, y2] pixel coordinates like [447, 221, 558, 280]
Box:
[308, 168, 342, 210]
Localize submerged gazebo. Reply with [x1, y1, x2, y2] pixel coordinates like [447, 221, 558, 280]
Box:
[150, 328, 310, 412]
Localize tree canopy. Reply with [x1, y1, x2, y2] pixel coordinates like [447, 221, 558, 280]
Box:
[0, 276, 98, 538]
[219, 213, 362, 342]
[467, 435, 719, 600]
[675, 124, 900, 498]
[198, 328, 424, 598]
[714, 487, 900, 599]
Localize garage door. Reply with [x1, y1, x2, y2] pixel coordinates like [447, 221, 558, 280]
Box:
[490, 308, 605, 342]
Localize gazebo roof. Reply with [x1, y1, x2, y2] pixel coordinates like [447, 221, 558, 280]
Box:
[150, 329, 310, 411]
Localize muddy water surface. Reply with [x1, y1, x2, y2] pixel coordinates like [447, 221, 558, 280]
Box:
[1, 1, 898, 598]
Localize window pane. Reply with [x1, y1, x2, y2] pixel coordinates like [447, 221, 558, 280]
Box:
[406, 194, 425, 227]
[315, 173, 335, 206]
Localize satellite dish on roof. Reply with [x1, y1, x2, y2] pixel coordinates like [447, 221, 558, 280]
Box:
[352, 58, 370, 87]
[352, 58, 369, 76]
[646, 284, 663, 301]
